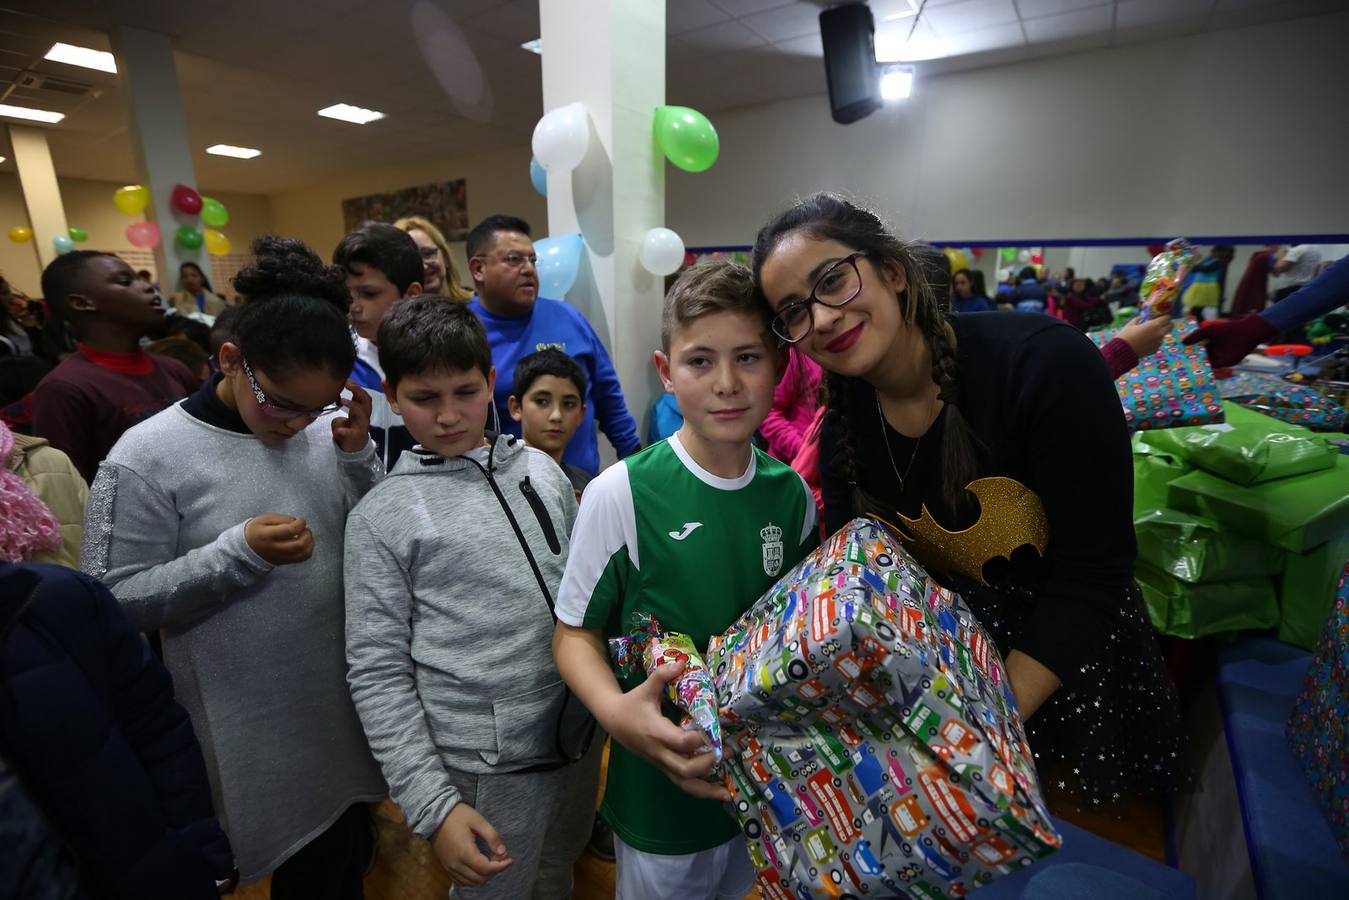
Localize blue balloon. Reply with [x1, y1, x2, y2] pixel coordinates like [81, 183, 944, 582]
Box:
[534, 233, 583, 298]
[52, 233, 74, 254]
[529, 157, 548, 198]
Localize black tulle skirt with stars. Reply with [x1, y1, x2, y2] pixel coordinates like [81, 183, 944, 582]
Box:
[963, 582, 1193, 811]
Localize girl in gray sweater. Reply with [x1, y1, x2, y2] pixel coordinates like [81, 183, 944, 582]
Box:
[81, 238, 387, 893]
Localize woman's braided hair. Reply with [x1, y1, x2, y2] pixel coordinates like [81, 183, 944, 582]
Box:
[751, 193, 980, 514]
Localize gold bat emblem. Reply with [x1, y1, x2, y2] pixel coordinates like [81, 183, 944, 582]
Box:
[873, 476, 1049, 587]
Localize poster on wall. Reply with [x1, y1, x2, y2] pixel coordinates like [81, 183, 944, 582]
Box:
[341, 179, 469, 239]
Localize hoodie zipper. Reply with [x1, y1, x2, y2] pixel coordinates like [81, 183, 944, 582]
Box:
[519, 477, 562, 555]
[460, 447, 557, 612]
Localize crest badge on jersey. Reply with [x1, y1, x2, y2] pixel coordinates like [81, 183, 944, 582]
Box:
[760, 522, 783, 577]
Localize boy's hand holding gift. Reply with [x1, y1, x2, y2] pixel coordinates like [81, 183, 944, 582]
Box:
[604, 612, 730, 802]
[331, 380, 373, 453]
[432, 803, 512, 887]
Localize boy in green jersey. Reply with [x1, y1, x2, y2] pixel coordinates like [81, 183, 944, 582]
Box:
[554, 260, 818, 899]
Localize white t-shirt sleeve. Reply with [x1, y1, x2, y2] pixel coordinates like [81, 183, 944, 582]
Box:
[555, 462, 638, 628]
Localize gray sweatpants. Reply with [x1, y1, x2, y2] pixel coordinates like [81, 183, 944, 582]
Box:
[444, 736, 603, 900]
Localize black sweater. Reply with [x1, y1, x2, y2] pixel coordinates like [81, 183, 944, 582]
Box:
[820, 312, 1136, 684]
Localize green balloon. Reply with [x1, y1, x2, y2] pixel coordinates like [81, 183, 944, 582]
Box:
[176, 225, 204, 250]
[1000, 247, 1016, 263]
[67, 226, 88, 242]
[200, 197, 229, 228]
[654, 105, 719, 173]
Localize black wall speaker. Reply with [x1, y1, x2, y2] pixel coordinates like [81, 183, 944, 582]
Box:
[820, 3, 880, 125]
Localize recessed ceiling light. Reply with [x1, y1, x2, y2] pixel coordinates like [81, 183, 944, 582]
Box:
[880, 65, 914, 101]
[0, 103, 65, 124]
[0, 157, 7, 164]
[317, 103, 386, 125]
[521, 38, 542, 55]
[206, 144, 262, 159]
[44, 42, 117, 74]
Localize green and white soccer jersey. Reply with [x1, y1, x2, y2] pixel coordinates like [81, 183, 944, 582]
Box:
[556, 433, 818, 855]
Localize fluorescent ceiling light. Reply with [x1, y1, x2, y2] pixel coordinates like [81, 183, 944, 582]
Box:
[317, 103, 386, 125]
[0, 157, 6, 163]
[0, 103, 65, 124]
[206, 144, 262, 159]
[44, 42, 117, 74]
[521, 38, 542, 55]
[880, 65, 914, 101]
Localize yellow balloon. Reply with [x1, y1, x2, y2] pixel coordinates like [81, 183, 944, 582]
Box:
[944, 248, 970, 272]
[113, 184, 150, 216]
[7, 225, 33, 243]
[204, 229, 232, 257]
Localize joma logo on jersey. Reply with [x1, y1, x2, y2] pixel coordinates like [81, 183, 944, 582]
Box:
[761, 523, 783, 576]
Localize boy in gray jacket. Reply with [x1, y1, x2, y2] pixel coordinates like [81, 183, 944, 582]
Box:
[344, 297, 599, 898]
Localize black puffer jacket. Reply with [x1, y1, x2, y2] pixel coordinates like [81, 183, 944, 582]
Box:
[0, 562, 233, 898]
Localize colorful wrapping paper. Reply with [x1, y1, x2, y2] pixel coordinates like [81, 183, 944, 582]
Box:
[1286, 562, 1349, 859]
[1218, 371, 1348, 433]
[609, 612, 722, 763]
[1167, 456, 1349, 554]
[1091, 322, 1225, 432]
[1141, 402, 1338, 486]
[707, 517, 1060, 899]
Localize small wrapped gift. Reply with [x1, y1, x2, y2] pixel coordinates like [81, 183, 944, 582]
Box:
[1141, 402, 1337, 486]
[1219, 371, 1348, 433]
[708, 518, 1060, 899]
[1135, 561, 1279, 640]
[1091, 322, 1225, 432]
[609, 612, 722, 763]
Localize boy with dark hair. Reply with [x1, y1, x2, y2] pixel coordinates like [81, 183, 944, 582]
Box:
[509, 348, 591, 499]
[466, 213, 641, 477]
[332, 221, 424, 469]
[553, 259, 818, 899]
[30, 251, 197, 482]
[345, 296, 600, 899]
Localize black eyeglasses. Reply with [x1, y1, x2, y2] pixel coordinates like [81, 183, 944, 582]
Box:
[771, 253, 865, 344]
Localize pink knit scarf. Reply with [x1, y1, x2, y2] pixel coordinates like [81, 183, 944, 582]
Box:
[0, 421, 63, 562]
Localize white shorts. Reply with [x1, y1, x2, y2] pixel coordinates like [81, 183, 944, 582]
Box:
[614, 834, 755, 900]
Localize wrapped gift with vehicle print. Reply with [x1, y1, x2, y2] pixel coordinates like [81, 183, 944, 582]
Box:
[707, 517, 1060, 899]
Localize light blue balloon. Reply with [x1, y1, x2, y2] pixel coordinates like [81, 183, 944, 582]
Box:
[52, 233, 74, 254]
[534, 233, 583, 298]
[529, 157, 548, 198]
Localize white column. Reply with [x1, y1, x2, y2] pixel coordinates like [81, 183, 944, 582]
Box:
[539, 0, 666, 449]
[8, 126, 69, 269]
[110, 26, 204, 283]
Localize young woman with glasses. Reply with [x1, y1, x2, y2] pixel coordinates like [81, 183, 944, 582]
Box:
[82, 236, 388, 894]
[752, 193, 1188, 812]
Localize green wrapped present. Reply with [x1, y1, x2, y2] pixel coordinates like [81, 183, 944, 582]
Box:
[1277, 535, 1349, 651]
[1135, 509, 1284, 583]
[1132, 436, 1190, 517]
[1141, 402, 1336, 485]
[1136, 562, 1279, 639]
[1168, 455, 1349, 553]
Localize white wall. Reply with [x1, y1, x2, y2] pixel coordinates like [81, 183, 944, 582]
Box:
[667, 11, 1349, 248]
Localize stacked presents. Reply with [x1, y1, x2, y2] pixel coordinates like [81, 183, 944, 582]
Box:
[1132, 401, 1349, 649]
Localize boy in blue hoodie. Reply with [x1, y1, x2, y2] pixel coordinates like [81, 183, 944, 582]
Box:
[466, 214, 641, 476]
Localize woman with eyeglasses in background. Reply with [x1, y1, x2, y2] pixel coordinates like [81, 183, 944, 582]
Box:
[82, 235, 388, 895]
[394, 214, 473, 301]
[752, 193, 1189, 813]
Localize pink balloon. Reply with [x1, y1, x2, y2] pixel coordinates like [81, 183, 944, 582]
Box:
[171, 183, 202, 215]
[126, 221, 161, 249]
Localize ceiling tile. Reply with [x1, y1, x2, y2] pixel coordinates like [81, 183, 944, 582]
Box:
[1115, 0, 1214, 30]
[1015, 0, 1111, 18]
[774, 33, 825, 56]
[710, 0, 798, 15]
[1022, 4, 1114, 41]
[463, 0, 539, 44]
[741, 3, 822, 42]
[668, 0, 731, 35]
[922, 0, 1020, 36]
[870, 0, 922, 22]
[677, 19, 770, 51]
[943, 20, 1026, 54]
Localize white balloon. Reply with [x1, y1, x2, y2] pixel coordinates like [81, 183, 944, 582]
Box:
[1016, 249, 1031, 264]
[639, 227, 685, 276]
[531, 102, 590, 172]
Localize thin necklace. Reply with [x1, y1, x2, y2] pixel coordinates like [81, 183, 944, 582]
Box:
[877, 391, 923, 493]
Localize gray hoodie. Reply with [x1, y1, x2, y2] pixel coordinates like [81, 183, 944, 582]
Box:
[344, 434, 577, 838]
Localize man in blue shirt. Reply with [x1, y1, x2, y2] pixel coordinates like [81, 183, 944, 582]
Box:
[466, 215, 641, 475]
